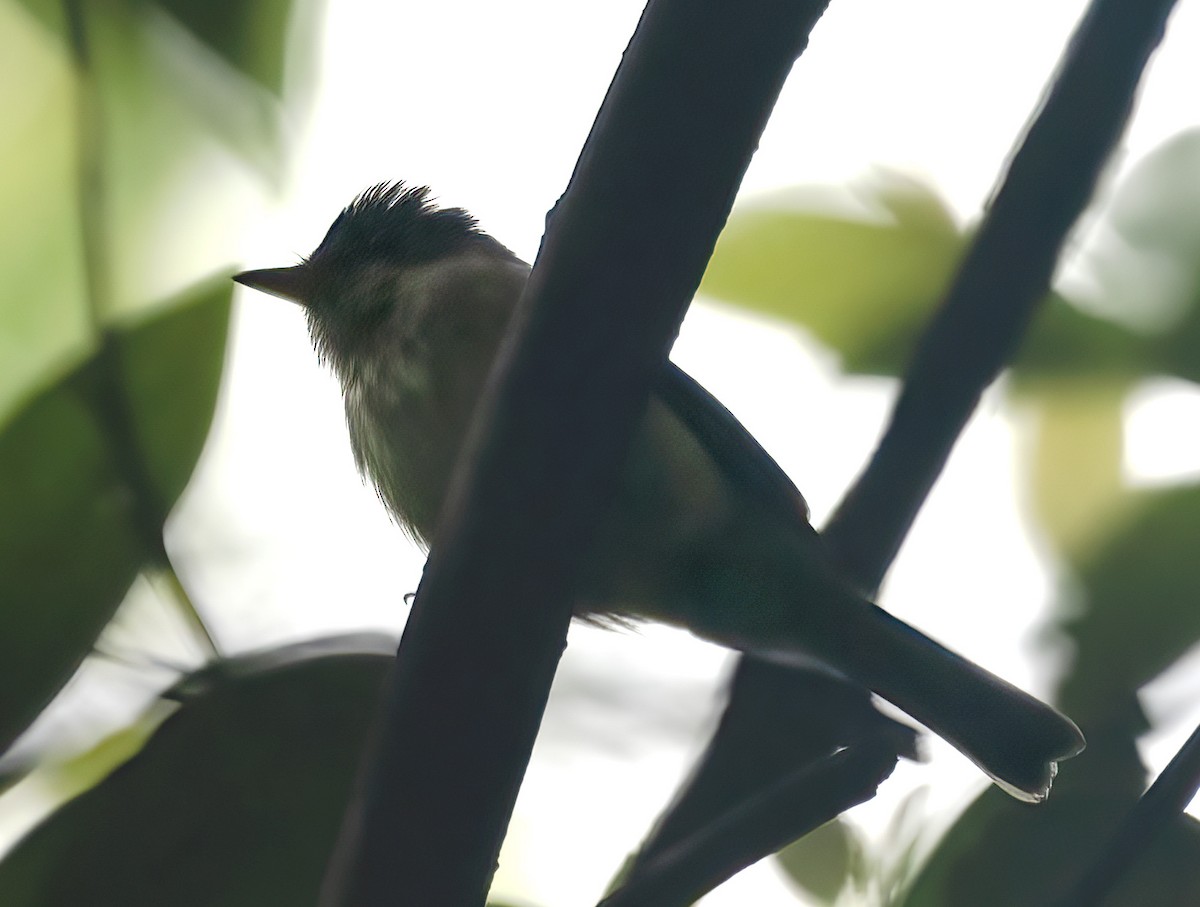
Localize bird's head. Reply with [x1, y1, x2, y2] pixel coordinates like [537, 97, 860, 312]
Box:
[235, 182, 519, 381]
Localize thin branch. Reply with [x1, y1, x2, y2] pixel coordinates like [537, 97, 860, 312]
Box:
[823, 0, 1176, 589]
[319, 1, 829, 904]
[623, 666, 917, 874]
[1052, 720, 1200, 906]
[627, 0, 1176, 879]
[599, 739, 899, 907]
[63, 0, 219, 659]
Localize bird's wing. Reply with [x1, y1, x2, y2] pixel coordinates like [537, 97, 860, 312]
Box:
[653, 361, 811, 524]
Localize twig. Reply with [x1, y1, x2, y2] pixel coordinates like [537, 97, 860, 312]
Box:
[318, 1, 829, 904]
[599, 739, 898, 907]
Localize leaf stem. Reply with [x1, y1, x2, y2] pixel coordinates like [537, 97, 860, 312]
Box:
[158, 566, 220, 659]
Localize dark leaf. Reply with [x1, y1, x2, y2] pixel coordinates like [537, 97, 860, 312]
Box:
[1014, 295, 1151, 383]
[113, 274, 231, 507]
[0, 278, 231, 752]
[1060, 482, 1200, 723]
[0, 639, 394, 906]
[0, 382, 143, 752]
[898, 718, 1200, 907]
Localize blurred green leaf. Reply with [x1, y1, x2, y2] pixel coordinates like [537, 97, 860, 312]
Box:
[1153, 305, 1200, 386]
[114, 273, 231, 506]
[0, 1, 89, 420]
[7, 0, 58, 31]
[156, 0, 298, 95]
[0, 277, 231, 752]
[13, 0, 301, 96]
[701, 148, 1200, 390]
[92, 4, 283, 302]
[1110, 129, 1200, 249]
[878, 798, 929, 905]
[896, 717, 1200, 907]
[904, 475, 1200, 905]
[1105, 817, 1200, 907]
[2, 0, 287, 422]
[0, 637, 394, 906]
[1035, 130, 1200, 385]
[0, 383, 143, 752]
[1015, 295, 1152, 383]
[1012, 134, 1200, 386]
[0, 707, 169, 833]
[1059, 482, 1200, 723]
[1018, 378, 1127, 559]
[775, 817, 862, 904]
[36, 713, 166, 797]
[1097, 128, 1200, 327]
[700, 173, 965, 376]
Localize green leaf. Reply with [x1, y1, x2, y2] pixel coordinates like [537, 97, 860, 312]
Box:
[156, 0, 298, 96]
[1099, 128, 1200, 326]
[1035, 130, 1200, 385]
[1059, 482, 1200, 724]
[877, 786, 929, 903]
[91, 4, 281, 297]
[0, 638, 394, 907]
[0, 1, 89, 421]
[896, 719, 1196, 907]
[700, 173, 965, 376]
[0, 278, 231, 752]
[698, 168, 1194, 389]
[11, 0, 299, 178]
[114, 273, 231, 507]
[901, 477, 1200, 906]
[775, 817, 862, 904]
[0, 383, 143, 752]
[1014, 295, 1152, 384]
[1018, 378, 1127, 559]
[6, 0, 60, 33]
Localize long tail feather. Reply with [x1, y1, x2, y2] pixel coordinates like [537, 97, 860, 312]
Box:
[842, 603, 1084, 801]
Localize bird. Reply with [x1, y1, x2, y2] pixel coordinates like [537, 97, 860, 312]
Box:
[235, 181, 1084, 802]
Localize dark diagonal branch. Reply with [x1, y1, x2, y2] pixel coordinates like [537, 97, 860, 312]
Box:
[823, 0, 1176, 587]
[318, 2, 830, 905]
[626, 0, 1177, 883]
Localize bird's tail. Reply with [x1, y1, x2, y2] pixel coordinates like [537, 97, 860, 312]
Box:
[827, 601, 1085, 802]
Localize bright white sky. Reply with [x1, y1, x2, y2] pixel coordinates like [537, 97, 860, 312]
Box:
[6, 2, 1200, 904]
[227, 3, 1200, 905]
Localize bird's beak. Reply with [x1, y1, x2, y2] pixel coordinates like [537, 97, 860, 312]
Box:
[233, 265, 314, 306]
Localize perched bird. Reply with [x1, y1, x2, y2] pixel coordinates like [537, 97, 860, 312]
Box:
[236, 182, 1084, 801]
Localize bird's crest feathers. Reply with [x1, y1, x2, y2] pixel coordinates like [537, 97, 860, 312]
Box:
[307, 182, 485, 274]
